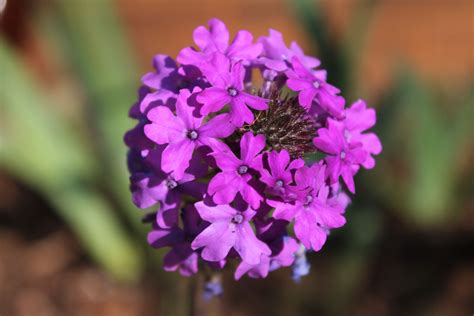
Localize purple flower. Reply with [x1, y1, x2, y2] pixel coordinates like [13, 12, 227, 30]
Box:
[125, 87, 156, 158]
[130, 147, 206, 227]
[138, 55, 180, 115]
[292, 244, 311, 282]
[286, 57, 344, 117]
[141, 54, 180, 91]
[260, 149, 304, 200]
[208, 132, 265, 209]
[258, 29, 321, 72]
[148, 206, 205, 276]
[234, 236, 298, 280]
[178, 18, 262, 67]
[144, 88, 235, 180]
[191, 201, 271, 264]
[203, 276, 223, 300]
[126, 19, 381, 282]
[313, 119, 367, 193]
[342, 100, 382, 169]
[197, 53, 268, 127]
[268, 163, 346, 251]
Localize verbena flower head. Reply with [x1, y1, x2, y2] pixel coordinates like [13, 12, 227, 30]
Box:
[125, 18, 381, 294]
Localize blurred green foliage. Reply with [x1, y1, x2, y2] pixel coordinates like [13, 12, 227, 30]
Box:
[0, 39, 142, 281]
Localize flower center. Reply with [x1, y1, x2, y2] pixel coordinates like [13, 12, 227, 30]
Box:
[313, 81, 320, 89]
[166, 178, 178, 190]
[232, 214, 244, 224]
[187, 130, 198, 140]
[246, 89, 318, 158]
[238, 165, 249, 175]
[304, 194, 313, 206]
[227, 87, 238, 97]
[340, 151, 346, 160]
[275, 179, 284, 187]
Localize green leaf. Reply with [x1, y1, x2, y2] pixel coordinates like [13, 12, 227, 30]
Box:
[44, 0, 145, 233]
[0, 38, 143, 281]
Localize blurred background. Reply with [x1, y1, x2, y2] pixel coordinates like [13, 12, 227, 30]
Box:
[1, 0, 473, 315]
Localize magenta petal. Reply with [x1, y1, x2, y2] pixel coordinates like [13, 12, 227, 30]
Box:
[177, 47, 204, 66]
[345, 100, 376, 131]
[197, 87, 230, 116]
[260, 57, 287, 71]
[298, 88, 318, 108]
[194, 201, 236, 222]
[290, 56, 315, 81]
[145, 106, 185, 144]
[240, 183, 263, 209]
[294, 210, 327, 251]
[242, 93, 269, 111]
[341, 167, 356, 193]
[229, 97, 255, 126]
[201, 53, 232, 87]
[199, 18, 229, 52]
[268, 150, 290, 177]
[227, 30, 263, 60]
[175, 89, 203, 129]
[192, 222, 236, 262]
[274, 237, 299, 267]
[199, 113, 235, 139]
[235, 222, 271, 264]
[240, 132, 266, 164]
[268, 200, 299, 221]
[230, 61, 245, 91]
[208, 172, 241, 205]
[315, 204, 346, 229]
[286, 78, 312, 92]
[361, 133, 382, 155]
[289, 42, 321, 68]
[161, 139, 196, 180]
[313, 129, 339, 155]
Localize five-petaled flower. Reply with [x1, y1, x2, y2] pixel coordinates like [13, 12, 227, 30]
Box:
[191, 201, 271, 264]
[145, 88, 234, 180]
[208, 132, 265, 209]
[197, 52, 268, 127]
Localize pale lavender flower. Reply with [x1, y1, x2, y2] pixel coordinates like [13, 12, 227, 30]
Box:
[144, 88, 234, 180]
[313, 119, 367, 193]
[178, 18, 262, 67]
[342, 100, 382, 169]
[196, 52, 268, 127]
[260, 149, 304, 200]
[208, 132, 265, 209]
[191, 201, 271, 264]
[286, 57, 344, 117]
[258, 29, 320, 72]
[269, 163, 346, 251]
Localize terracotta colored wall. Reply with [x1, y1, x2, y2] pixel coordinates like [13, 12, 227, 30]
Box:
[118, 0, 474, 94]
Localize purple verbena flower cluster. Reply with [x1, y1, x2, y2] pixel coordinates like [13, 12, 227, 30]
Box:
[125, 18, 381, 286]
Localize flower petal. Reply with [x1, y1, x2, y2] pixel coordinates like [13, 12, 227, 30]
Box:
[235, 222, 271, 264]
[240, 132, 266, 164]
[161, 139, 196, 180]
[197, 87, 230, 116]
[191, 222, 236, 262]
[145, 106, 185, 144]
[194, 201, 236, 223]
